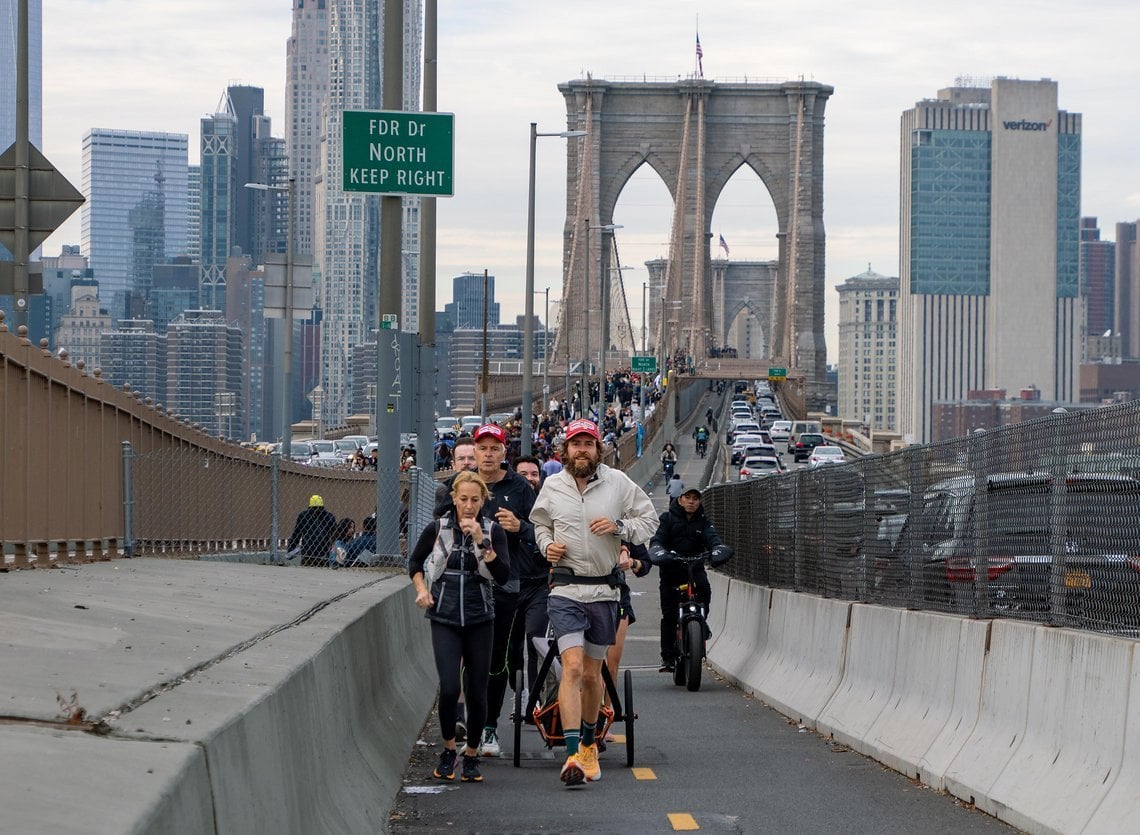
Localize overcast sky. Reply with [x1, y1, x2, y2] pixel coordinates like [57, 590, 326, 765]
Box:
[37, 0, 1140, 357]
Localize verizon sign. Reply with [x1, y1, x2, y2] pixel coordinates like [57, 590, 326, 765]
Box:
[1002, 119, 1053, 132]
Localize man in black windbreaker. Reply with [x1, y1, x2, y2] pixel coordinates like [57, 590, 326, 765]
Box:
[649, 486, 723, 672]
[436, 423, 537, 759]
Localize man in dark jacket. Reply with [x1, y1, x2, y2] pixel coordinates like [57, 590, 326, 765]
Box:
[649, 487, 723, 672]
[437, 423, 538, 758]
[288, 494, 337, 566]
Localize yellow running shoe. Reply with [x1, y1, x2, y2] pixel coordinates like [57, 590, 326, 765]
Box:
[577, 742, 601, 782]
[560, 753, 585, 786]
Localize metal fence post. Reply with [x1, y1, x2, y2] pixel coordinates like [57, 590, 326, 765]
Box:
[971, 428, 990, 618]
[905, 448, 923, 610]
[121, 441, 134, 557]
[1048, 409, 1070, 627]
[270, 451, 280, 563]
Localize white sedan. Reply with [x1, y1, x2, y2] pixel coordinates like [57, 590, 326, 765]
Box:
[739, 455, 784, 479]
[808, 445, 846, 467]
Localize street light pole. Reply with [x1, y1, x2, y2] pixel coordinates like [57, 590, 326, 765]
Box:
[522, 125, 585, 453]
[583, 222, 622, 420]
[543, 286, 550, 417]
[245, 177, 296, 454]
[640, 281, 647, 424]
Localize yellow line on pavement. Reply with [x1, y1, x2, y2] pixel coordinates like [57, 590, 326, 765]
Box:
[631, 767, 656, 780]
[668, 812, 699, 830]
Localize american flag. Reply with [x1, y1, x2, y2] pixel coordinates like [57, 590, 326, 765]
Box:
[696, 34, 704, 77]
[719, 234, 729, 257]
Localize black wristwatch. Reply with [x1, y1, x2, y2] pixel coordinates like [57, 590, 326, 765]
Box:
[612, 519, 624, 537]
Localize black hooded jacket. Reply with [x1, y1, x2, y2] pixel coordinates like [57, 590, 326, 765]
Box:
[434, 469, 539, 591]
[649, 498, 723, 585]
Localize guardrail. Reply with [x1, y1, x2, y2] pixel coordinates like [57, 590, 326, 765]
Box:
[705, 398, 1140, 638]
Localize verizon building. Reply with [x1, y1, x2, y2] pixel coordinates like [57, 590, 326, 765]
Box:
[898, 78, 1082, 442]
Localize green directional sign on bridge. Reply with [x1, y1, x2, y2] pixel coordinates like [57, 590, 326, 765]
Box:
[768, 367, 787, 382]
[342, 110, 454, 196]
[632, 355, 658, 374]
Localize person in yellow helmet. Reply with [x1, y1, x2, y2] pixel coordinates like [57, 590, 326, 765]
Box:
[287, 494, 337, 565]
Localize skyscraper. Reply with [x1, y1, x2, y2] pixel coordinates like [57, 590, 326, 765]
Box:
[186, 165, 201, 264]
[286, 0, 329, 259]
[199, 93, 237, 311]
[898, 78, 1082, 443]
[81, 129, 189, 320]
[311, 0, 422, 423]
[1079, 217, 1115, 351]
[836, 267, 898, 432]
[1115, 222, 1140, 359]
[444, 272, 500, 329]
[0, 0, 42, 261]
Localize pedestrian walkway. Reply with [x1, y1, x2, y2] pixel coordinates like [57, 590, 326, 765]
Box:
[646, 389, 725, 516]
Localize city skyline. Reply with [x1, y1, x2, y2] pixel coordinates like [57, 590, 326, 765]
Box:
[30, 0, 1140, 359]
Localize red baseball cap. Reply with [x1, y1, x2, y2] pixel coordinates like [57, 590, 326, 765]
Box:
[473, 423, 507, 444]
[564, 419, 600, 441]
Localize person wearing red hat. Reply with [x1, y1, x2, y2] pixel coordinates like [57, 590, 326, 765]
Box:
[529, 418, 658, 787]
[439, 422, 540, 759]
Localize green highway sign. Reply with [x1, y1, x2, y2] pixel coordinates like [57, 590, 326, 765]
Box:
[631, 355, 658, 374]
[342, 110, 454, 196]
[768, 367, 787, 381]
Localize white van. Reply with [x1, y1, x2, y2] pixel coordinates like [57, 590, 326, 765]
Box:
[786, 420, 822, 453]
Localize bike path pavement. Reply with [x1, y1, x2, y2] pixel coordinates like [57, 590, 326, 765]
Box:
[389, 565, 1011, 833]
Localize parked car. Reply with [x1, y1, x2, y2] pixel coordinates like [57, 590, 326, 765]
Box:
[808, 445, 845, 467]
[792, 432, 826, 462]
[739, 455, 784, 480]
[768, 420, 793, 444]
[887, 472, 1140, 622]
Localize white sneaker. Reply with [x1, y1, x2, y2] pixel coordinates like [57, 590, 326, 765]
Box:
[478, 727, 501, 757]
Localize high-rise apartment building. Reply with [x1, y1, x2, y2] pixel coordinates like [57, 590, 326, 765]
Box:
[1079, 217, 1115, 352]
[286, 0, 330, 259]
[100, 319, 166, 404]
[81, 129, 189, 320]
[165, 310, 244, 438]
[898, 78, 1082, 443]
[444, 272, 500, 329]
[836, 267, 898, 432]
[1115, 222, 1140, 359]
[311, 0, 422, 423]
[0, 0, 42, 261]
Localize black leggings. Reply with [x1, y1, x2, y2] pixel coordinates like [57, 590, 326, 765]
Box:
[484, 588, 519, 733]
[506, 580, 551, 700]
[431, 619, 494, 745]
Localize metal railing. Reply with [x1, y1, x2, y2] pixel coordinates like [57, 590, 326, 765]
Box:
[704, 399, 1140, 637]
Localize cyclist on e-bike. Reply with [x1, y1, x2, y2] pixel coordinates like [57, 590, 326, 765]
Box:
[691, 424, 709, 459]
[648, 486, 725, 673]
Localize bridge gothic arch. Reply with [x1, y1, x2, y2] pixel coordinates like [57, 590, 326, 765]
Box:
[553, 76, 832, 388]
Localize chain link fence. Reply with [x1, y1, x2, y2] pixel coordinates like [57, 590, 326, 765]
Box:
[704, 400, 1140, 637]
[128, 445, 441, 571]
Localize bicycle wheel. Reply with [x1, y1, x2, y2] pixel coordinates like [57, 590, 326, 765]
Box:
[672, 634, 686, 687]
[512, 668, 524, 767]
[684, 619, 704, 691]
[623, 669, 635, 767]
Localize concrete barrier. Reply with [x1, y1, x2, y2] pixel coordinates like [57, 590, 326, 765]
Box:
[121, 578, 435, 834]
[705, 570, 732, 657]
[760, 592, 850, 728]
[816, 604, 901, 752]
[1085, 644, 1140, 833]
[864, 610, 989, 787]
[980, 627, 1132, 834]
[941, 619, 1036, 816]
[707, 576, 770, 690]
[0, 560, 436, 835]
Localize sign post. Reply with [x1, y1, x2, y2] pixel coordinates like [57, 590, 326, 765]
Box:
[342, 110, 454, 196]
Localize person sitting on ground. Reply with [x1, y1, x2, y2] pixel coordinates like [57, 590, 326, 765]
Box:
[343, 514, 378, 567]
[287, 494, 337, 566]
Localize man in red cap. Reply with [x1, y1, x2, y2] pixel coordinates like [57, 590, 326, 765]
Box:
[530, 419, 658, 787]
[445, 422, 540, 759]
